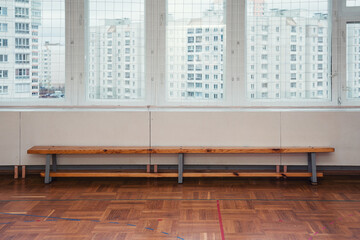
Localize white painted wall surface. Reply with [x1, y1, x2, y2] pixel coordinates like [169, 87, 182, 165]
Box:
[20, 111, 150, 165]
[150, 111, 281, 165]
[0, 110, 359, 166]
[0, 112, 20, 165]
[281, 111, 360, 166]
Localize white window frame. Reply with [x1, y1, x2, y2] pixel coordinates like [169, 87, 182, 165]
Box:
[337, 0, 360, 106]
[156, 0, 233, 107]
[80, 0, 151, 107]
[238, 0, 338, 107]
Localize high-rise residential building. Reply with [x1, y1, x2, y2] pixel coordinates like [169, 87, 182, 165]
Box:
[0, 0, 41, 98]
[248, 0, 265, 16]
[247, 8, 329, 99]
[0, 0, 64, 99]
[39, 41, 52, 90]
[31, 0, 41, 97]
[347, 23, 360, 99]
[87, 19, 145, 100]
[166, 4, 225, 101]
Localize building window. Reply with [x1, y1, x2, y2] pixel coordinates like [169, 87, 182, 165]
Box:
[15, 23, 30, 34]
[15, 7, 29, 18]
[0, 54, 8, 62]
[0, 23, 8, 32]
[0, 70, 8, 78]
[0, 39, 8, 47]
[0, 7, 7, 16]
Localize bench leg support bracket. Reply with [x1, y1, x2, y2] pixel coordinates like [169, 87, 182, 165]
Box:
[45, 154, 53, 184]
[178, 153, 184, 184]
[308, 152, 317, 185]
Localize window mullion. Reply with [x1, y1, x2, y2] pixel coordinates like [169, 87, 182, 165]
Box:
[155, 0, 166, 106]
[235, 0, 246, 106]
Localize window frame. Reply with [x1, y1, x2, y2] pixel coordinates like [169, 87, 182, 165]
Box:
[338, 0, 360, 106]
[240, 0, 337, 107]
[81, 0, 151, 107]
[156, 0, 233, 107]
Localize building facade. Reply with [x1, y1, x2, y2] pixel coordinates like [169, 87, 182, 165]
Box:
[347, 23, 360, 99]
[166, 5, 225, 101]
[0, 0, 42, 98]
[87, 19, 145, 100]
[247, 8, 330, 99]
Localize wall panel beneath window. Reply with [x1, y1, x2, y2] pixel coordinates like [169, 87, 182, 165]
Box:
[150, 112, 281, 165]
[281, 111, 360, 166]
[0, 112, 20, 165]
[20, 111, 150, 165]
[1, 110, 360, 166]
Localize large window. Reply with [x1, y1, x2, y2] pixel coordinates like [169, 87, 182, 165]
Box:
[166, 0, 226, 103]
[246, 0, 330, 100]
[346, 0, 360, 7]
[0, 0, 360, 107]
[347, 23, 360, 99]
[0, 0, 65, 100]
[86, 0, 145, 100]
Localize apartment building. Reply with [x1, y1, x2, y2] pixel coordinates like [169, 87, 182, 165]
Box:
[0, 0, 41, 98]
[87, 19, 145, 100]
[247, 9, 329, 99]
[347, 23, 360, 98]
[167, 6, 225, 101]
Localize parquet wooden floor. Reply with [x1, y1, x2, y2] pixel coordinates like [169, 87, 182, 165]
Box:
[0, 175, 359, 240]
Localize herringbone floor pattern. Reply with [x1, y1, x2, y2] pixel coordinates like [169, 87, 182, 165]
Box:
[0, 175, 359, 240]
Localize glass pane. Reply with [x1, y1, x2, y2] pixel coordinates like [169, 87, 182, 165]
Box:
[87, 0, 145, 100]
[166, 0, 226, 103]
[346, 0, 360, 7]
[346, 23, 360, 99]
[0, 0, 65, 100]
[246, 0, 330, 100]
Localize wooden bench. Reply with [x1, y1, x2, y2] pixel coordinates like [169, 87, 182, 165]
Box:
[27, 146, 335, 185]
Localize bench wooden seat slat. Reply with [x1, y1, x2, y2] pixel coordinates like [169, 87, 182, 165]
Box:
[27, 146, 151, 155]
[28, 146, 335, 155]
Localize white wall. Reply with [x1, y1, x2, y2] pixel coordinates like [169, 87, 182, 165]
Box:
[0, 112, 20, 165]
[151, 111, 281, 165]
[0, 110, 359, 166]
[19, 111, 150, 165]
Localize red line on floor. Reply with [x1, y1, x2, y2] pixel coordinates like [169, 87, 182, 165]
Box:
[217, 200, 226, 240]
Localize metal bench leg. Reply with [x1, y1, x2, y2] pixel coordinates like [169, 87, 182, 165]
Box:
[178, 153, 184, 184]
[307, 153, 312, 173]
[52, 154, 57, 180]
[45, 154, 52, 184]
[52, 154, 57, 172]
[308, 152, 317, 185]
